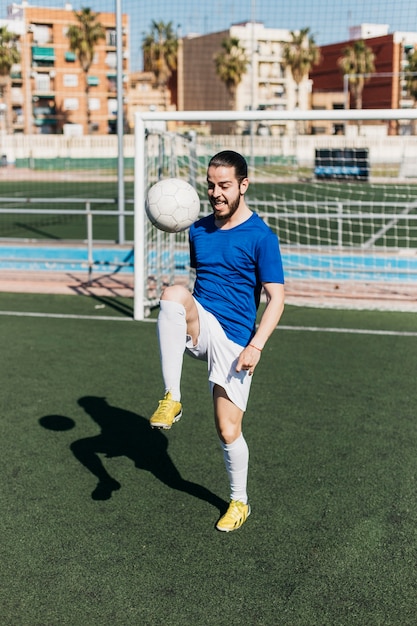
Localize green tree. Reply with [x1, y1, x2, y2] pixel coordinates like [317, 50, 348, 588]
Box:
[282, 27, 321, 109]
[142, 21, 178, 106]
[67, 7, 105, 134]
[405, 47, 417, 134]
[214, 36, 249, 112]
[0, 26, 20, 134]
[338, 39, 375, 111]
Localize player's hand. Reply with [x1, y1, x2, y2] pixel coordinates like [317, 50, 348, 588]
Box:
[236, 344, 262, 376]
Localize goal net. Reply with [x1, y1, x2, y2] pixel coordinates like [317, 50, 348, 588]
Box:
[134, 109, 417, 319]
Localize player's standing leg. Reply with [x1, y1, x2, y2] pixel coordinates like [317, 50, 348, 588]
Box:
[213, 385, 251, 532]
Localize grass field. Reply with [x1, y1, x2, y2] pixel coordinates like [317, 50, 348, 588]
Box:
[1, 292, 417, 625]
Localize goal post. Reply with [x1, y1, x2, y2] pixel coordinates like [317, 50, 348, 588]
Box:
[133, 108, 417, 320]
[133, 113, 146, 321]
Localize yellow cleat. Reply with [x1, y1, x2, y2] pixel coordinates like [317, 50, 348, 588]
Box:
[150, 391, 182, 430]
[216, 500, 251, 532]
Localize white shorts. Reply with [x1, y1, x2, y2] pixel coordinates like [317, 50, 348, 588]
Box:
[185, 298, 253, 412]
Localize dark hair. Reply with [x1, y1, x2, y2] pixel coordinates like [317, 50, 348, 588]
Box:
[208, 150, 248, 184]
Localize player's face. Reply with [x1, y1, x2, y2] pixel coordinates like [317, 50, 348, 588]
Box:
[207, 165, 247, 221]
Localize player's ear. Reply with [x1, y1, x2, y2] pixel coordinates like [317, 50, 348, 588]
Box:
[239, 178, 249, 195]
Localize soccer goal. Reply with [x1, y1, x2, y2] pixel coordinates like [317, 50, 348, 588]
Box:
[134, 109, 417, 320]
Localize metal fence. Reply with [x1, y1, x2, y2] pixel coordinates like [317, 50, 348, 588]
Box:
[0, 198, 134, 283]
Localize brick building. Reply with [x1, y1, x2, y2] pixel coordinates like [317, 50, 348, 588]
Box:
[310, 28, 417, 136]
[179, 22, 310, 136]
[5, 2, 129, 134]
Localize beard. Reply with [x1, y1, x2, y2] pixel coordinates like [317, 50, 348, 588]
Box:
[210, 190, 241, 221]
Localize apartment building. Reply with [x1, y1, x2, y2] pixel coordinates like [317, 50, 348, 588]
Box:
[179, 22, 310, 136]
[5, 2, 129, 134]
[309, 27, 417, 136]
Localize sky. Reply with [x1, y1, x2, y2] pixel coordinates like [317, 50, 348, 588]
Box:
[2, 0, 417, 70]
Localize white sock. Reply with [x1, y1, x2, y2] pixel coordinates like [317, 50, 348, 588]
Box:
[157, 300, 186, 402]
[220, 434, 249, 504]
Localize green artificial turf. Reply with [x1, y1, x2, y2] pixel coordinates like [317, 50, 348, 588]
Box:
[1, 295, 417, 624]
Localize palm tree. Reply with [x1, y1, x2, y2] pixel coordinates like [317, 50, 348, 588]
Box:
[67, 7, 105, 134]
[214, 36, 249, 112]
[142, 21, 178, 107]
[405, 47, 417, 134]
[282, 27, 321, 109]
[338, 39, 375, 111]
[0, 26, 20, 134]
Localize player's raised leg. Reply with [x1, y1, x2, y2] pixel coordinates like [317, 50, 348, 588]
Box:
[150, 285, 199, 429]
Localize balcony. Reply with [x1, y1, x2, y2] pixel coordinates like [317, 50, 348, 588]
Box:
[33, 95, 56, 119]
[87, 76, 100, 87]
[32, 46, 55, 68]
[65, 51, 76, 62]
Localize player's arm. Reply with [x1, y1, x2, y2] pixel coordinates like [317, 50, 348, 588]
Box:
[251, 281, 285, 349]
[236, 282, 285, 375]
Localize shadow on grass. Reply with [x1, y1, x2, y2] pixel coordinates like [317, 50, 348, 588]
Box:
[67, 273, 134, 317]
[39, 396, 226, 513]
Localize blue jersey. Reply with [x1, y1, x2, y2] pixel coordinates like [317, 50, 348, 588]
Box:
[189, 212, 284, 346]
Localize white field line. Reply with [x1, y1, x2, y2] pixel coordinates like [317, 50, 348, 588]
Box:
[278, 324, 417, 337]
[0, 310, 135, 321]
[0, 309, 416, 337]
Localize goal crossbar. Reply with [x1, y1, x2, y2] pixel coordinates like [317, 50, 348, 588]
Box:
[135, 109, 417, 124]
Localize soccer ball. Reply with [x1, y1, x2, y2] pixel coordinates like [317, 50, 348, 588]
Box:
[146, 178, 200, 233]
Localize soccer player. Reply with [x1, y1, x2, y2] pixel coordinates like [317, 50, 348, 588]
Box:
[149, 150, 285, 532]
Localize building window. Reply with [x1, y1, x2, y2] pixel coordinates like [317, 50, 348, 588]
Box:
[87, 76, 99, 86]
[272, 43, 282, 56]
[33, 96, 56, 116]
[11, 68, 22, 80]
[34, 73, 51, 92]
[89, 98, 100, 111]
[274, 85, 285, 98]
[107, 75, 117, 93]
[108, 98, 117, 115]
[32, 24, 52, 44]
[259, 63, 270, 79]
[63, 74, 78, 87]
[105, 52, 117, 69]
[64, 98, 79, 111]
[65, 51, 76, 62]
[13, 107, 24, 125]
[11, 87, 24, 105]
[32, 46, 55, 67]
[106, 29, 117, 47]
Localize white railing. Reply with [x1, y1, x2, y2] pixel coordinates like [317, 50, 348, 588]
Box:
[0, 197, 134, 282]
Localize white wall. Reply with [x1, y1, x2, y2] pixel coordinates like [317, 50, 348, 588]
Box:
[1, 133, 417, 172]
